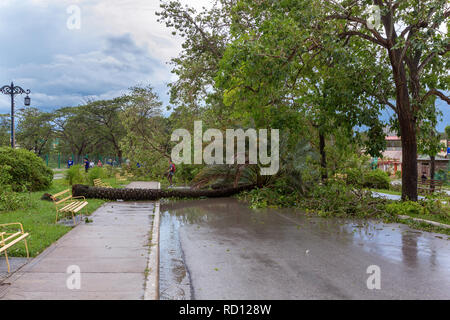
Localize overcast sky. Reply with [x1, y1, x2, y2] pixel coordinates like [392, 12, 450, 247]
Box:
[0, 0, 448, 130]
[0, 0, 209, 114]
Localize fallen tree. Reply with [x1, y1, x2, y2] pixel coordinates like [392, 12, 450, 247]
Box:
[72, 184, 256, 201]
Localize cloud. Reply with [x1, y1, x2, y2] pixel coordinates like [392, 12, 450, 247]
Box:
[0, 0, 209, 113]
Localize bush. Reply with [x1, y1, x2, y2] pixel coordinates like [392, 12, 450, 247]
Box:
[87, 167, 107, 186]
[385, 201, 423, 216]
[0, 147, 53, 191]
[386, 199, 449, 218]
[239, 185, 298, 209]
[298, 180, 388, 218]
[104, 165, 122, 178]
[343, 167, 365, 186]
[0, 188, 31, 211]
[363, 169, 390, 189]
[65, 165, 85, 185]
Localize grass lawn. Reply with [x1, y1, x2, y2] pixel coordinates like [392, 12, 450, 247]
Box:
[370, 188, 449, 201]
[370, 188, 401, 196]
[0, 179, 107, 257]
[402, 211, 450, 226]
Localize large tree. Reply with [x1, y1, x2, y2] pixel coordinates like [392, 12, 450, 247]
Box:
[321, 0, 449, 200]
[16, 107, 54, 155]
[215, 0, 386, 181]
[157, 0, 237, 129]
[120, 85, 169, 176]
[84, 98, 127, 161]
[53, 107, 100, 159]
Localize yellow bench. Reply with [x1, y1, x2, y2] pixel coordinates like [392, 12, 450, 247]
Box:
[51, 189, 88, 224]
[0, 223, 29, 273]
[93, 178, 112, 188]
[115, 173, 127, 182]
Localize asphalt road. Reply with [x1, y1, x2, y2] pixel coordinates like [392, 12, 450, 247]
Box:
[160, 198, 450, 300]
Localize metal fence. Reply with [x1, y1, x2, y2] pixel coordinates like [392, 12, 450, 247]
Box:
[40, 154, 126, 169]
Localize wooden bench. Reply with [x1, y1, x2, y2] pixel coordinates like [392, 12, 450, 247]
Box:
[51, 189, 88, 224]
[418, 179, 444, 194]
[0, 223, 29, 273]
[115, 173, 127, 182]
[93, 178, 112, 188]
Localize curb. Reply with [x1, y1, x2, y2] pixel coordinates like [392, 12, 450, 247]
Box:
[398, 215, 450, 229]
[144, 182, 161, 300]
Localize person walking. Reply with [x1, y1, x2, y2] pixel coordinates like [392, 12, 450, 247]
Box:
[84, 157, 90, 173]
[167, 159, 176, 188]
[67, 157, 74, 168]
[97, 160, 103, 167]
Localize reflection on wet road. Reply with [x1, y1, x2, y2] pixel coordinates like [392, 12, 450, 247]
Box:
[160, 198, 450, 299]
[159, 211, 192, 300]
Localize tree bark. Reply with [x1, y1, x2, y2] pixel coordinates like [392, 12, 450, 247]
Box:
[72, 184, 256, 201]
[389, 47, 418, 201]
[319, 132, 327, 182]
[430, 155, 435, 180]
[399, 123, 418, 201]
[430, 155, 436, 192]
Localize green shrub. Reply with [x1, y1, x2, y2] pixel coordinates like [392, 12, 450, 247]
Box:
[0, 188, 31, 211]
[435, 169, 447, 183]
[0, 164, 14, 186]
[385, 201, 423, 216]
[297, 180, 388, 218]
[65, 165, 85, 185]
[87, 167, 107, 185]
[343, 167, 364, 186]
[240, 186, 298, 209]
[0, 147, 53, 191]
[104, 165, 122, 178]
[363, 169, 390, 189]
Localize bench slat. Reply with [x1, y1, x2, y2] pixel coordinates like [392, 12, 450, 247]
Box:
[1, 232, 22, 244]
[60, 203, 82, 212]
[0, 233, 29, 253]
[52, 189, 71, 198]
[60, 201, 78, 211]
[55, 195, 74, 205]
[61, 201, 88, 213]
[72, 202, 88, 213]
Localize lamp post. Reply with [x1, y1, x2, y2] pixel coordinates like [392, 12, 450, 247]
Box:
[1, 82, 31, 148]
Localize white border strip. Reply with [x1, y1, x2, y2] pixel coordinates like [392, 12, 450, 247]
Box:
[144, 183, 161, 300]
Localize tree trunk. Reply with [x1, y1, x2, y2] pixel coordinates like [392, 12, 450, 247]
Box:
[117, 149, 123, 165]
[400, 125, 418, 201]
[72, 184, 256, 201]
[430, 155, 435, 180]
[390, 50, 418, 201]
[319, 132, 327, 182]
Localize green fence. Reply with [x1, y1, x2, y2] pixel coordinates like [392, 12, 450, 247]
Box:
[40, 154, 126, 169]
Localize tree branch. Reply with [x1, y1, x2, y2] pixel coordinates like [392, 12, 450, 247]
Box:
[421, 89, 450, 104]
[339, 31, 387, 48]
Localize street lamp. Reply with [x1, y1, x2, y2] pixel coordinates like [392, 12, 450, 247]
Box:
[0, 82, 31, 148]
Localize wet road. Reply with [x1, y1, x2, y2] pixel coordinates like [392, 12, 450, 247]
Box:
[160, 198, 450, 300]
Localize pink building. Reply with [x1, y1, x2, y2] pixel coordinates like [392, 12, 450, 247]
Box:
[378, 136, 449, 177]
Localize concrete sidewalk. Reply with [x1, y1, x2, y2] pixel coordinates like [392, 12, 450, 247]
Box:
[0, 181, 160, 300]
